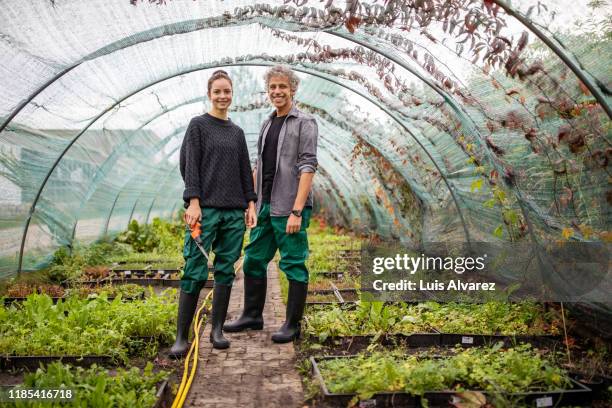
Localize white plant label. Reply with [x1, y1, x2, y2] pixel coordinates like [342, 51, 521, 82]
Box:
[536, 396, 553, 407]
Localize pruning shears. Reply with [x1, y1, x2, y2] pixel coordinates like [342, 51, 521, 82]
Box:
[189, 222, 210, 262]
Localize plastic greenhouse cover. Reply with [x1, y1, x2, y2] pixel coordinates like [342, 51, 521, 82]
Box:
[0, 0, 609, 318]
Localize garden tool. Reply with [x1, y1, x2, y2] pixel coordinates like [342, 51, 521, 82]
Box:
[189, 222, 210, 263]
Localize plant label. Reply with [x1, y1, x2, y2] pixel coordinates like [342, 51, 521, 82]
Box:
[358, 400, 376, 408]
[461, 336, 474, 344]
[536, 396, 553, 407]
[124, 270, 131, 276]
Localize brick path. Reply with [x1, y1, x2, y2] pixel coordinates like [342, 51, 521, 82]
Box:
[185, 262, 305, 408]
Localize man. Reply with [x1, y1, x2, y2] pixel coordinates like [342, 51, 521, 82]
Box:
[224, 65, 318, 343]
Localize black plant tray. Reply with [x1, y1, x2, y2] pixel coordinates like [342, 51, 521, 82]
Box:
[111, 269, 180, 276]
[314, 271, 346, 279]
[79, 277, 215, 289]
[439, 333, 562, 348]
[308, 288, 358, 295]
[78, 278, 180, 288]
[305, 333, 441, 353]
[306, 300, 349, 307]
[153, 380, 173, 408]
[0, 355, 115, 371]
[311, 355, 592, 407]
[3, 293, 144, 305]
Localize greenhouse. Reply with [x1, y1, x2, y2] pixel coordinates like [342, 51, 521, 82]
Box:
[0, 0, 610, 407]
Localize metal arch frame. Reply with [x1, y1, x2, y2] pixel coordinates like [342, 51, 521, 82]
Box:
[492, 0, 611, 118]
[15, 61, 472, 272]
[103, 193, 121, 235]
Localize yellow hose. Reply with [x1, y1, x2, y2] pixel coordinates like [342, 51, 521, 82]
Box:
[171, 289, 212, 408]
[170, 258, 243, 408]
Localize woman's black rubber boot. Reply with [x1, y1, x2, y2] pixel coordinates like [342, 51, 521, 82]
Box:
[169, 290, 200, 359]
[271, 280, 308, 343]
[210, 283, 232, 349]
[223, 276, 267, 332]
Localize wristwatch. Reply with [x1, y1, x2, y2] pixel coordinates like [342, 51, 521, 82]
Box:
[291, 209, 302, 217]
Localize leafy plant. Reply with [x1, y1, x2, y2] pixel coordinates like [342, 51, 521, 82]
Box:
[0, 289, 178, 362]
[316, 345, 571, 403]
[11, 362, 167, 408]
[304, 301, 559, 341]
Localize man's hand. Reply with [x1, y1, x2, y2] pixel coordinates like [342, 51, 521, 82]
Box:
[245, 203, 257, 228]
[184, 199, 201, 228]
[286, 213, 302, 234]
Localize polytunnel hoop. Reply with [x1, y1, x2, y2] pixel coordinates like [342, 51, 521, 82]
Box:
[491, 0, 611, 119]
[103, 194, 121, 236]
[17, 61, 475, 272]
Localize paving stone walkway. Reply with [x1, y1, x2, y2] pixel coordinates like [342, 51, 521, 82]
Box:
[185, 262, 305, 408]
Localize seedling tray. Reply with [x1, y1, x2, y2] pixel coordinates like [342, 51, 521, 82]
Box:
[308, 289, 358, 295]
[78, 278, 181, 288]
[305, 300, 349, 307]
[439, 333, 562, 348]
[111, 269, 180, 276]
[305, 333, 441, 353]
[153, 380, 172, 408]
[311, 355, 592, 407]
[314, 271, 346, 279]
[0, 355, 115, 371]
[3, 293, 144, 305]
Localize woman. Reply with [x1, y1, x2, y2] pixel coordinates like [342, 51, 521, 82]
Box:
[170, 70, 257, 356]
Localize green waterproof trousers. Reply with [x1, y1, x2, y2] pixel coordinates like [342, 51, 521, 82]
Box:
[181, 207, 246, 294]
[243, 203, 311, 283]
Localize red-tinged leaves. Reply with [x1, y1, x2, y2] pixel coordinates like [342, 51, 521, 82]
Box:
[591, 149, 608, 168]
[517, 31, 529, 52]
[578, 80, 590, 96]
[559, 187, 573, 209]
[486, 136, 505, 156]
[557, 125, 571, 142]
[525, 128, 537, 141]
[345, 16, 361, 33]
[503, 167, 515, 186]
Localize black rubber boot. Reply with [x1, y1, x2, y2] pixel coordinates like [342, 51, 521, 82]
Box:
[209, 283, 232, 349]
[271, 280, 308, 343]
[169, 290, 200, 359]
[223, 276, 267, 332]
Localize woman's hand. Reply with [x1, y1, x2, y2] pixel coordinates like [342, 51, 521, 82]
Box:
[245, 202, 257, 228]
[184, 199, 201, 228]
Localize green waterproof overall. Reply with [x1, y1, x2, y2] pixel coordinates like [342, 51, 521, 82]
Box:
[243, 203, 311, 283]
[181, 207, 246, 294]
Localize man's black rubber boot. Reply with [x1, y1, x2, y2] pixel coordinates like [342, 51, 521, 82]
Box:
[209, 283, 232, 349]
[223, 276, 267, 332]
[169, 290, 200, 359]
[271, 280, 308, 343]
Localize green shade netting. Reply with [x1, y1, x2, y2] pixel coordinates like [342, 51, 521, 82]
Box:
[0, 0, 609, 301]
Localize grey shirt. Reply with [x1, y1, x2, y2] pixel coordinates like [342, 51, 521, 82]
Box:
[254, 105, 318, 216]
